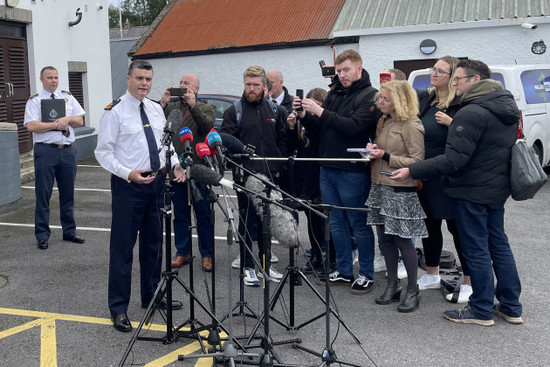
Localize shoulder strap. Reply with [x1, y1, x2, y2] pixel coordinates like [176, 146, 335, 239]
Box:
[233, 100, 242, 128]
[266, 99, 279, 119]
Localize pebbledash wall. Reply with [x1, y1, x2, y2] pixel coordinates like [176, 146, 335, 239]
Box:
[23, 0, 111, 159]
[146, 17, 549, 99]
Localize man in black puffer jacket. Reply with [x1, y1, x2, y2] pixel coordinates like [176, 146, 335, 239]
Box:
[393, 59, 522, 326]
[297, 50, 381, 294]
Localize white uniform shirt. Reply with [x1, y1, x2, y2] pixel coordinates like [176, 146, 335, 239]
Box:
[94, 91, 179, 181]
[23, 89, 85, 144]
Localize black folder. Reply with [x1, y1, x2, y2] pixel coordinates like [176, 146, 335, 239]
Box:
[41, 99, 66, 123]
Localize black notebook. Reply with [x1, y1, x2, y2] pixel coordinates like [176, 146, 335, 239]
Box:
[41, 99, 66, 123]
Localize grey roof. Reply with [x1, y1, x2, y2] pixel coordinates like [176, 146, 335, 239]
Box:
[109, 26, 149, 40]
[333, 0, 550, 32]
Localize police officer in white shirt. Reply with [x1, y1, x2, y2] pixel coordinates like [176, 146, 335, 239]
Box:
[95, 60, 186, 333]
[24, 66, 86, 250]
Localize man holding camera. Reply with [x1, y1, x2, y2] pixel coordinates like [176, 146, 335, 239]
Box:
[160, 74, 216, 272]
[295, 50, 381, 294]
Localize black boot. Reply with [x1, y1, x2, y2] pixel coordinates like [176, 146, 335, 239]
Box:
[302, 257, 323, 274]
[375, 280, 402, 305]
[397, 285, 420, 313]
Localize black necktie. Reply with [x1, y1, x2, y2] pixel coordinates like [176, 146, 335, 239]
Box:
[51, 93, 55, 99]
[139, 102, 160, 172]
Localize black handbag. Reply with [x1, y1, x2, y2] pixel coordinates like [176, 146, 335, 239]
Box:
[510, 137, 547, 201]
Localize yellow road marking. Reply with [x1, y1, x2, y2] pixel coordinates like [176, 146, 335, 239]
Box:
[0, 307, 225, 366]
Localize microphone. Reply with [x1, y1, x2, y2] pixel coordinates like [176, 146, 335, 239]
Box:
[195, 142, 216, 170]
[219, 133, 254, 155]
[190, 164, 238, 191]
[179, 126, 193, 158]
[245, 174, 299, 247]
[206, 130, 225, 171]
[159, 109, 182, 151]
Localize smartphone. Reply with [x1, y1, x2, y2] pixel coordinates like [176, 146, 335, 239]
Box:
[169, 87, 187, 96]
[319, 60, 335, 76]
[380, 171, 395, 177]
[295, 89, 304, 111]
[380, 72, 392, 84]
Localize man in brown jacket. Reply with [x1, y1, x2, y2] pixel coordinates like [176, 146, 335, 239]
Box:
[160, 74, 216, 271]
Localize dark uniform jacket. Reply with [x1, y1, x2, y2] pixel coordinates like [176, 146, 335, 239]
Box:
[410, 79, 520, 204]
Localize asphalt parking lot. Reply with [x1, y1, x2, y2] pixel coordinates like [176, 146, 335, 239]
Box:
[1, 156, 549, 367]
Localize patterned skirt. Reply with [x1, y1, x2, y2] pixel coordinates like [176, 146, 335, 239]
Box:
[366, 184, 428, 239]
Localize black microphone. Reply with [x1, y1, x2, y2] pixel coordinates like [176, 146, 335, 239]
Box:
[207, 130, 225, 170]
[245, 174, 299, 247]
[159, 109, 182, 150]
[219, 133, 255, 156]
[190, 164, 239, 191]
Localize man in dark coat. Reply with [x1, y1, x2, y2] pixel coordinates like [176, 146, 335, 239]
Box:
[297, 49, 381, 294]
[392, 59, 522, 326]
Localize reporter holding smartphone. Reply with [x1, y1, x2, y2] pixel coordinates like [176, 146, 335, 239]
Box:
[366, 80, 427, 313]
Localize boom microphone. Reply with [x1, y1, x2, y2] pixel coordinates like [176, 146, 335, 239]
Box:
[245, 174, 299, 247]
[159, 109, 182, 150]
[219, 132, 255, 156]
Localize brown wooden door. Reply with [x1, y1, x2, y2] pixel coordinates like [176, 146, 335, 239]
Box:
[0, 37, 31, 153]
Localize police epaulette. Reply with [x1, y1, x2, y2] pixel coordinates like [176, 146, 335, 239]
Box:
[104, 98, 121, 110]
[61, 90, 73, 95]
[28, 93, 38, 100]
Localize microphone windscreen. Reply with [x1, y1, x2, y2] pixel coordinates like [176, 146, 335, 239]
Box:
[195, 142, 211, 158]
[219, 133, 246, 154]
[190, 164, 222, 186]
[207, 131, 222, 148]
[166, 109, 183, 131]
[179, 126, 193, 143]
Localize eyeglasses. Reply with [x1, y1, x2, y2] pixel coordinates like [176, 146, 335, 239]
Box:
[429, 67, 451, 76]
[453, 75, 474, 83]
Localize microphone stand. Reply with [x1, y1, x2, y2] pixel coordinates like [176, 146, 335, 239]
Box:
[118, 140, 231, 366]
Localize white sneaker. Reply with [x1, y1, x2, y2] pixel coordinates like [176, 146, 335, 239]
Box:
[257, 266, 283, 283]
[231, 257, 240, 269]
[446, 284, 473, 303]
[417, 274, 441, 290]
[243, 268, 260, 286]
[397, 261, 407, 279]
[271, 253, 279, 263]
[374, 256, 386, 272]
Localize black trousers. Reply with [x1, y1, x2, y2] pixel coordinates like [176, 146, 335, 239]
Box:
[108, 174, 164, 315]
[33, 143, 77, 241]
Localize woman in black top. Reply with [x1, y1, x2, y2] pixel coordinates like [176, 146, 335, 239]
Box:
[416, 56, 472, 303]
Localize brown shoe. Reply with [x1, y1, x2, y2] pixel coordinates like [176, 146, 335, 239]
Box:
[202, 257, 213, 272]
[171, 255, 190, 268]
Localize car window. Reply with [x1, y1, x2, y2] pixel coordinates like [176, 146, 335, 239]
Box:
[202, 98, 233, 119]
[520, 69, 550, 104]
[411, 73, 431, 90]
[491, 73, 506, 89]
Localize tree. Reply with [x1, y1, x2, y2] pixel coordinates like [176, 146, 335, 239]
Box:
[108, 0, 168, 29]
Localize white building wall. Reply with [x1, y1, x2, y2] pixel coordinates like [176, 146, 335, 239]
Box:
[148, 45, 337, 100]
[352, 21, 550, 90]
[22, 0, 111, 133]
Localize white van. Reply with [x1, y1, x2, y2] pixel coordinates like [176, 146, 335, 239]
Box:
[409, 65, 550, 167]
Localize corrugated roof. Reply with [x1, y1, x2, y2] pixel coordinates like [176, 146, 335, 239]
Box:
[333, 0, 550, 32]
[134, 0, 346, 57]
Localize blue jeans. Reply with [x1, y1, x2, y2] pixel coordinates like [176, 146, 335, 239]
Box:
[172, 181, 213, 258]
[454, 199, 522, 319]
[320, 167, 374, 278]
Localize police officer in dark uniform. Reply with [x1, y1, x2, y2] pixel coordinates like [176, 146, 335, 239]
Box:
[24, 66, 86, 250]
[95, 60, 186, 333]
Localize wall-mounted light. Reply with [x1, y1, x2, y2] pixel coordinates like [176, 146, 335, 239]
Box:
[6, 0, 20, 7]
[420, 39, 437, 55]
[532, 40, 546, 55]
